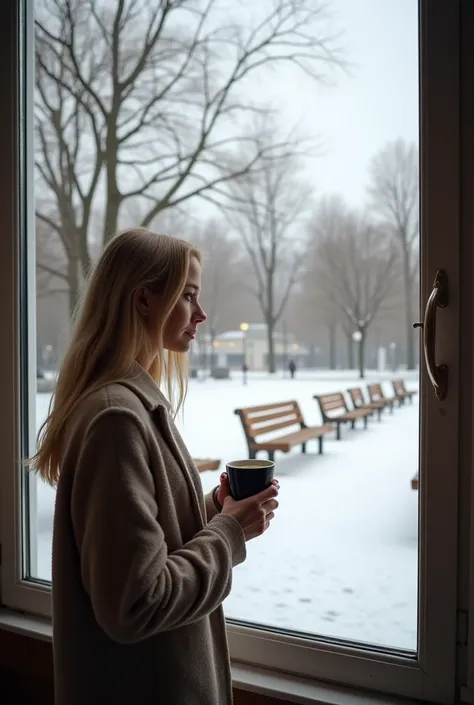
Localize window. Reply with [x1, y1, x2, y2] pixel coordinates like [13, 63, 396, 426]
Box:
[1, 0, 472, 703]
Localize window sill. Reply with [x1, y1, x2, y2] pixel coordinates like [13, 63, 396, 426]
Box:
[0, 608, 420, 705]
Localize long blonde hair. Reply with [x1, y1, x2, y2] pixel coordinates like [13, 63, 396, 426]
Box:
[32, 228, 200, 486]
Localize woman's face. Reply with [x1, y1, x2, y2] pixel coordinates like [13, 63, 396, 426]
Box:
[136, 256, 207, 357]
[163, 256, 207, 353]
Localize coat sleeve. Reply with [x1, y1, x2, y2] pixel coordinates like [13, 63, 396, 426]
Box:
[70, 408, 246, 644]
[204, 488, 221, 522]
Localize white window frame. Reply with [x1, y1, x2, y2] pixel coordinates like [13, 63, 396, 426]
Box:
[0, 0, 469, 703]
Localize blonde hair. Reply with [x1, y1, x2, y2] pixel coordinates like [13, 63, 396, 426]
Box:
[32, 227, 200, 486]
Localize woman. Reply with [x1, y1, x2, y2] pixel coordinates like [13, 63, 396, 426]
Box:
[33, 228, 280, 705]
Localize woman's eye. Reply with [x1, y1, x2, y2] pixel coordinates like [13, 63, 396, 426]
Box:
[184, 292, 194, 302]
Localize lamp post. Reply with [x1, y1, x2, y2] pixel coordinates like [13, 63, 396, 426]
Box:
[352, 329, 363, 379]
[240, 322, 249, 385]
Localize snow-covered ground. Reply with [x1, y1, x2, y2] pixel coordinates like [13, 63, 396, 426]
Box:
[31, 369, 419, 652]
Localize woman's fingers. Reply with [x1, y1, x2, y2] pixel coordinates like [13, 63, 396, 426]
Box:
[262, 498, 279, 513]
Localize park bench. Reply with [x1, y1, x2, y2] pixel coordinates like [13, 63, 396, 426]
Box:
[234, 400, 333, 461]
[367, 383, 398, 412]
[347, 387, 385, 421]
[392, 379, 417, 405]
[194, 458, 221, 473]
[314, 392, 372, 440]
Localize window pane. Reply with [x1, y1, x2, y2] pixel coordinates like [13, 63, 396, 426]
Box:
[27, 0, 419, 653]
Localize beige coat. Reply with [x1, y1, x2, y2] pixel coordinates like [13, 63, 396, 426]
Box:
[52, 362, 246, 705]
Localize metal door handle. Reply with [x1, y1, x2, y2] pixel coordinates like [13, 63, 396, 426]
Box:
[413, 269, 448, 401]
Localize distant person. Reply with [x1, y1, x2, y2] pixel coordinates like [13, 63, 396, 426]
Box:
[31, 228, 280, 705]
[288, 359, 296, 379]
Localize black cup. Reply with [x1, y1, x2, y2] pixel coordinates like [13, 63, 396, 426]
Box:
[226, 459, 275, 501]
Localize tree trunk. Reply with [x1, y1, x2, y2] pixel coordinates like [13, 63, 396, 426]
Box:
[104, 190, 121, 244]
[78, 226, 92, 278]
[282, 321, 288, 373]
[67, 256, 81, 321]
[403, 251, 416, 370]
[358, 333, 366, 379]
[103, 127, 121, 244]
[266, 269, 276, 373]
[267, 320, 276, 373]
[307, 342, 317, 368]
[210, 326, 217, 374]
[328, 323, 336, 369]
[346, 331, 354, 370]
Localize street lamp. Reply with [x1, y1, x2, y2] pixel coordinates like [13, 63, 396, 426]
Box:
[44, 344, 53, 368]
[240, 322, 249, 385]
[352, 330, 363, 379]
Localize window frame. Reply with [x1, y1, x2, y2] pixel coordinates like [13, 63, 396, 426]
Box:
[0, 0, 52, 618]
[0, 0, 468, 703]
[228, 1, 464, 698]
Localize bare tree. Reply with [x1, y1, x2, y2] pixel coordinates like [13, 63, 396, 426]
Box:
[36, 214, 70, 299]
[34, 0, 344, 313]
[289, 276, 343, 369]
[190, 219, 246, 371]
[367, 139, 419, 370]
[226, 130, 315, 373]
[310, 198, 399, 378]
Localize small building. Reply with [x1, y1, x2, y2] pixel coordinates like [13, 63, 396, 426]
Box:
[206, 324, 307, 371]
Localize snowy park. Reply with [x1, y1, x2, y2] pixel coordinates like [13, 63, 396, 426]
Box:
[31, 369, 419, 653]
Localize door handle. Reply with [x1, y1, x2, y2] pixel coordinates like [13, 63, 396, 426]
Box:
[413, 269, 448, 401]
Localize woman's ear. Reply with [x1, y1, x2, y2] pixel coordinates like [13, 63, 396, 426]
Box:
[134, 286, 150, 317]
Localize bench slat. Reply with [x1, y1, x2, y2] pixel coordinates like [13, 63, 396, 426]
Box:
[321, 400, 345, 411]
[249, 416, 302, 437]
[330, 410, 367, 421]
[194, 458, 221, 473]
[241, 400, 299, 415]
[317, 393, 347, 412]
[245, 408, 301, 427]
[251, 424, 333, 452]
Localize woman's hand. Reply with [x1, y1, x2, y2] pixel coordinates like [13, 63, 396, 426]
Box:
[218, 472, 280, 542]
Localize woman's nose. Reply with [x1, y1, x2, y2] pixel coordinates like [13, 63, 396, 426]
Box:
[194, 305, 207, 323]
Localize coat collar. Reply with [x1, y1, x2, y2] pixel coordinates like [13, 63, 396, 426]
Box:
[118, 360, 171, 412]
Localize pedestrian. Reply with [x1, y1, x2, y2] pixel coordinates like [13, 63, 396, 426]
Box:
[288, 359, 296, 379]
[31, 228, 280, 705]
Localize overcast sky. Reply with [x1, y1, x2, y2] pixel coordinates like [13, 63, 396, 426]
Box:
[258, 0, 419, 210]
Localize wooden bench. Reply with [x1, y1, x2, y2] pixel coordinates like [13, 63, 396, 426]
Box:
[234, 400, 333, 461]
[392, 379, 417, 405]
[367, 383, 398, 412]
[314, 392, 372, 440]
[194, 458, 221, 473]
[347, 387, 385, 421]
[411, 473, 419, 490]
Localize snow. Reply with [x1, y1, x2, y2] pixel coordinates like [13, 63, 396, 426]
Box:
[31, 369, 419, 652]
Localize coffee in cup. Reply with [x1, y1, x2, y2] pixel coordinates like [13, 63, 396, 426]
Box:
[226, 459, 275, 501]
